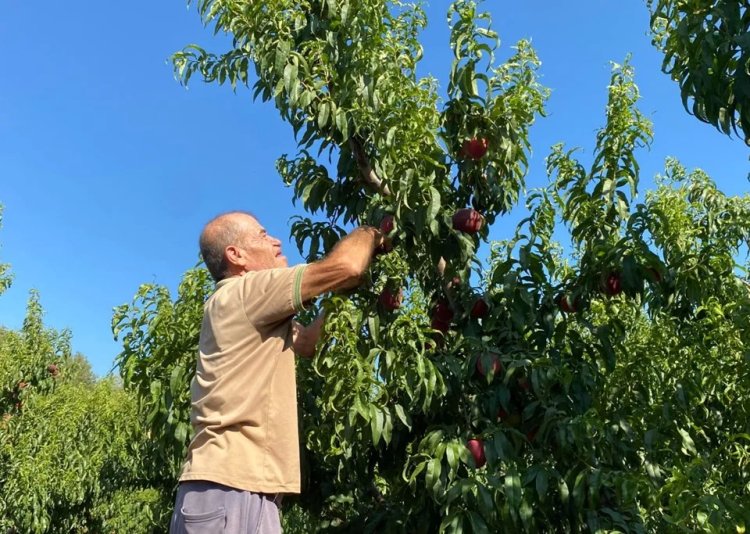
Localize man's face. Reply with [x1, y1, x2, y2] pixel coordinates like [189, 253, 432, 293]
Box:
[240, 216, 288, 270]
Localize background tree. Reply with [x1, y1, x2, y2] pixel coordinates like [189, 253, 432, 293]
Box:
[0, 293, 167, 533]
[65, 352, 97, 387]
[0, 206, 12, 297]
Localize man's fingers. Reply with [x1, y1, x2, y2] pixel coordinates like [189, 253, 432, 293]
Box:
[374, 235, 393, 256]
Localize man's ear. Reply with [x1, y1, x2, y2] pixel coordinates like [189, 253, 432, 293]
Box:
[225, 245, 243, 267]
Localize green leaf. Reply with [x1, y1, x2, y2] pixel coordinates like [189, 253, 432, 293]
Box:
[340, 1, 349, 24]
[394, 404, 411, 429]
[559, 479, 569, 504]
[445, 442, 458, 472]
[283, 62, 297, 92]
[386, 126, 397, 147]
[175, 421, 188, 444]
[169, 365, 183, 397]
[318, 102, 330, 130]
[519, 499, 534, 524]
[678, 427, 697, 456]
[467, 511, 489, 534]
[336, 109, 348, 139]
[428, 186, 441, 222]
[536, 469, 548, 501]
[504, 472, 522, 508]
[370, 405, 384, 445]
[275, 41, 290, 73]
[477, 484, 494, 518]
[425, 458, 441, 494]
[572, 470, 586, 508]
[368, 314, 380, 344]
[382, 412, 393, 445]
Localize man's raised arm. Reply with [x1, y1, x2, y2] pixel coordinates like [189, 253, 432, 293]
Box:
[298, 226, 383, 302]
[292, 226, 382, 358]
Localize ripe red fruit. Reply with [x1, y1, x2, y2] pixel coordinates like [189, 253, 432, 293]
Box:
[461, 138, 489, 160]
[497, 408, 509, 422]
[476, 352, 502, 377]
[378, 288, 402, 312]
[432, 299, 454, 323]
[470, 297, 489, 319]
[467, 438, 486, 468]
[452, 208, 484, 234]
[603, 272, 622, 296]
[430, 299, 454, 335]
[557, 294, 578, 313]
[47, 364, 59, 376]
[380, 214, 394, 235]
[375, 238, 393, 255]
[431, 317, 451, 334]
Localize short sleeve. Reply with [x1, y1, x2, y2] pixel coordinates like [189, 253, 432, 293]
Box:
[240, 265, 308, 326]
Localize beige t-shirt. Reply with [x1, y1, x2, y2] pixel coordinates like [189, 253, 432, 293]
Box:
[179, 265, 307, 494]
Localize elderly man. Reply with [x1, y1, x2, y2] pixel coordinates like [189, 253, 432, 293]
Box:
[169, 211, 383, 534]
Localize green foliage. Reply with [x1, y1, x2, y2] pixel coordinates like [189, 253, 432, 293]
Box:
[0, 380, 142, 533]
[112, 265, 213, 480]
[2, 3, 747, 529]
[320, 67, 746, 527]
[65, 352, 98, 387]
[92, 487, 172, 534]
[648, 0, 750, 144]
[0, 291, 70, 416]
[0, 293, 165, 534]
[174, 0, 547, 283]
[0, 205, 12, 297]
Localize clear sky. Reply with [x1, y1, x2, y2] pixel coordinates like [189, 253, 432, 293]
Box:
[1, 1, 747, 377]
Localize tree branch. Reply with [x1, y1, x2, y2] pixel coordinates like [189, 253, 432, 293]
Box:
[348, 137, 392, 197]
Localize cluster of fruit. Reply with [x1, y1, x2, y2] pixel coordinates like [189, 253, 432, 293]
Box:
[468, 353, 539, 468]
[372, 137, 666, 470]
[555, 267, 663, 314]
[375, 203, 485, 314]
[373, 136, 534, 468]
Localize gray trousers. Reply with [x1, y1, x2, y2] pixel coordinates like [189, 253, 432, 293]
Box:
[169, 481, 283, 534]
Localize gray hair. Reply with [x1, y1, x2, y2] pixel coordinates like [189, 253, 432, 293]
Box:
[199, 211, 256, 282]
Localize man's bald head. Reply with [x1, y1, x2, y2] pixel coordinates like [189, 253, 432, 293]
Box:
[199, 211, 257, 281]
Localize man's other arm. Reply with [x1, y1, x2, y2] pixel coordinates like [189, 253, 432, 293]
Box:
[292, 312, 325, 358]
[291, 227, 382, 357]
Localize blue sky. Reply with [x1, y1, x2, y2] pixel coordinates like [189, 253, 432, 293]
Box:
[0, 1, 747, 377]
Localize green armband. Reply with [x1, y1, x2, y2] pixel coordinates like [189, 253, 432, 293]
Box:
[293, 265, 307, 311]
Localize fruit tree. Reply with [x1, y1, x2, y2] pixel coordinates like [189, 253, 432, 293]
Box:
[110, 1, 750, 532]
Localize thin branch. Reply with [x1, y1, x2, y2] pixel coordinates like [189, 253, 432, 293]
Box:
[348, 137, 392, 197]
